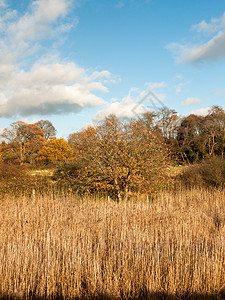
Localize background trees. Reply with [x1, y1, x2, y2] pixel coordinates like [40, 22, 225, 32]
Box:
[0, 121, 46, 164]
[35, 120, 57, 141]
[0, 120, 58, 165]
[0, 106, 224, 199]
[176, 106, 225, 164]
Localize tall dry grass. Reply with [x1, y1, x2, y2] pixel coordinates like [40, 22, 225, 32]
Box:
[0, 188, 224, 299]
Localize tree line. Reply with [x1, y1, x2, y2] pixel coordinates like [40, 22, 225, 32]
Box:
[0, 105, 225, 199]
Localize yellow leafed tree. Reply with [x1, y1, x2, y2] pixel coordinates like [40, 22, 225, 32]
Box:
[37, 138, 73, 164]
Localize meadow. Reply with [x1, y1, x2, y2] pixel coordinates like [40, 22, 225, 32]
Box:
[0, 187, 224, 299]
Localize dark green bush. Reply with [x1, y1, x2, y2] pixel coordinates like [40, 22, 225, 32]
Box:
[179, 157, 225, 188]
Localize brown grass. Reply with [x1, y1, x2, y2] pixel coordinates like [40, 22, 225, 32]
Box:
[0, 188, 224, 299]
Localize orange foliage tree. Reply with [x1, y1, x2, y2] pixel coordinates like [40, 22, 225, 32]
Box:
[37, 138, 73, 164]
[68, 126, 97, 158]
[0, 145, 3, 162]
[66, 114, 170, 201]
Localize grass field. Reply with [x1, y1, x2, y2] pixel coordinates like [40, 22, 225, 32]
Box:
[0, 188, 224, 299]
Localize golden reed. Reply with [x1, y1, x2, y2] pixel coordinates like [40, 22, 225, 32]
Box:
[0, 188, 224, 299]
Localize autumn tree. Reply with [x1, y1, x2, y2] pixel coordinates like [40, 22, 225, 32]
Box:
[65, 114, 170, 201]
[35, 120, 57, 141]
[175, 106, 225, 163]
[68, 126, 97, 158]
[1, 121, 46, 164]
[0, 144, 3, 162]
[37, 138, 73, 164]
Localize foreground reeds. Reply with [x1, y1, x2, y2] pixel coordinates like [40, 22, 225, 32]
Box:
[0, 188, 224, 299]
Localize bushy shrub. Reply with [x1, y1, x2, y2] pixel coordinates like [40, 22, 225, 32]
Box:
[179, 157, 225, 188]
[0, 163, 51, 197]
[52, 161, 82, 191]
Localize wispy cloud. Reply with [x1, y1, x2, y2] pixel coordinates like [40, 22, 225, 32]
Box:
[145, 81, 167, 101]
[0, 0, 111, 118]
[115, 0, 151, 8]
[146, 81, 167, 90]
[192, 12, 225, 35]
[175, 81, 190, 95]
[190, 107, 210, 116]
[115, 1, 125, 8]
[181, 97, 202, 107]
[167, 11, 225, 63]
[209, 88, 225, 97]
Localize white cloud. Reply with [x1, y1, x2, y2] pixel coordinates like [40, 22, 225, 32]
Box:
[8, 0, 72, 43]
[190, 107, 210, 116]
[0, 62, 109, 117]
[16, 62, 85, 86]
[181, 97, 202, 106]
[0, 92, 8, 105]
[19, 118, 39, 124]
[0, 9, 17, 33]
[89, 70, 111, 81]
[0, 0, 6, 8]
[0, 0, 74, 59]
[175, 81, 189, 95]
[0, 0, 112, 118]
[192, 12, 225, 35]
[93, 84, 167, 122]
[167, 11, 225, 63]
[93, 93, 146, 122]
[182, 32, 225, 63]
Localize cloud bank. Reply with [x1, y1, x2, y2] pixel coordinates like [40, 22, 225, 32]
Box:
[168, 12, 225, 63]
[0, 0, 110, 118]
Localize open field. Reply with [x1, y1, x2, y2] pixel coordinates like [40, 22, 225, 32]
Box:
[0, 188, 224, 299]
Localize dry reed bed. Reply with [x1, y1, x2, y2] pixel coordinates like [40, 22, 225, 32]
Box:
[0, 188, 224, 299]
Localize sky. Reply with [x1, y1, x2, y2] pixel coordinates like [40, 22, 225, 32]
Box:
[0, 0, 225, 138]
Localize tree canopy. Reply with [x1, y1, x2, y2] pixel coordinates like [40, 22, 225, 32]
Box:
[67, 114, 170, 200]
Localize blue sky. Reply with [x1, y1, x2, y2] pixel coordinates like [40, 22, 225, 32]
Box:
[0, 0, 225, 138]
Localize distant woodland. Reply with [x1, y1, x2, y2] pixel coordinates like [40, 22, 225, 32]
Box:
[1, 105, 225, 199]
